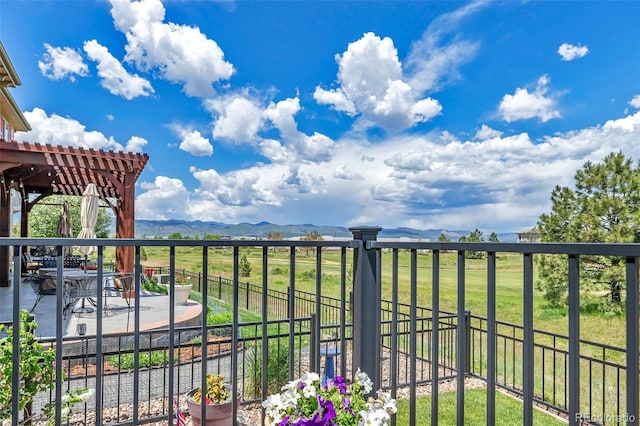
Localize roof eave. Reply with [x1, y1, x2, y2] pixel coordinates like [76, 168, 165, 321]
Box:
[0, 42, 22, 88]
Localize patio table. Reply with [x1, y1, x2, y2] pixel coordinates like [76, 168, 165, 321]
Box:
[39, 269, 119, 316]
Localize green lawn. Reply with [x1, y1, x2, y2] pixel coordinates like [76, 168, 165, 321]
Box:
[395, 388, 566, 425]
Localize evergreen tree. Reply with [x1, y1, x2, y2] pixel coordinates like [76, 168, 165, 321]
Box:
[536, 152, 640, 312]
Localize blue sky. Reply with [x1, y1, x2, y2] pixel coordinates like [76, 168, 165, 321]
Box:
[2, 0, 639, 234]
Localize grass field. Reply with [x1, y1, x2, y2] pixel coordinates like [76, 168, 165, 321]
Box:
[395, 389, 566, 425]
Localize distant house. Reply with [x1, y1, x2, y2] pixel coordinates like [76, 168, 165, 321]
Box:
[517, 227, 540, 242]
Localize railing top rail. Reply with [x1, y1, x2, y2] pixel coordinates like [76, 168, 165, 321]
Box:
[368, 240, 640, 256]
[0, 237, 358, 249]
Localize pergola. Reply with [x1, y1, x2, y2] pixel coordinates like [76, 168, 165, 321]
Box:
[0, 139, 148, 286]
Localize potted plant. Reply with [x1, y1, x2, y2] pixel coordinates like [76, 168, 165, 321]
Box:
[165, 275, 192, 305]
[186, 373, 235, 426]
[262, 369, 397, 425]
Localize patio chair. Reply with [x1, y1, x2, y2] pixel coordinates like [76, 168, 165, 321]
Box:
[103, 274, 135, 311]
[67, 275, 99, 316]
[29, 276, 57, 312]
[21, 253, 40, 277]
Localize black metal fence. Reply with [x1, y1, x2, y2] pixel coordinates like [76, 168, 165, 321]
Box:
[1, 232, 639, 426]
[166, 266, 634, 425]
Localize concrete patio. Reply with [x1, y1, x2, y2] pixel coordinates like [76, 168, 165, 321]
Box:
[0, 275, 202, 339]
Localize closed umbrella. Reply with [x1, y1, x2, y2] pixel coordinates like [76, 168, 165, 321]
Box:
[75, 184, 99, 256]
[57, 200, 72, 256]
[74, 184, 100, 314]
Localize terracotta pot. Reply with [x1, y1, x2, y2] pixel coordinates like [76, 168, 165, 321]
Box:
[186, 388, 236, 426]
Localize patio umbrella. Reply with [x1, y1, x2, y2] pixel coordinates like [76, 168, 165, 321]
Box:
[57, 200, 72, 256]
[75, 184, 99, 257]
[73, 184, 100, 314]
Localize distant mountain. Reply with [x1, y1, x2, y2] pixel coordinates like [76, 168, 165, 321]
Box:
[133, 219, 519, 242]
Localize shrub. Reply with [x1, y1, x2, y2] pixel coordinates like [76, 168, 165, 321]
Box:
[244, 339, 293, 399]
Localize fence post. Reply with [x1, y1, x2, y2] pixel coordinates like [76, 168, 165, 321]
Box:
[349, 226, 382, 392]
[310, 313, 318, 373]
[218, 276, 222, 299]
[464, 310, 471, 375]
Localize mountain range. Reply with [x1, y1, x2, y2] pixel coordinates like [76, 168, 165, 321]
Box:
[133, 219, 519, 242]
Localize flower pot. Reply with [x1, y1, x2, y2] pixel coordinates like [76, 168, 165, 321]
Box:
[165, 283, 192, 305]
[186, 388, 234, 426]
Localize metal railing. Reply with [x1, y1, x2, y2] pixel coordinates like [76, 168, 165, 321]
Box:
[1, 230, 639, 425]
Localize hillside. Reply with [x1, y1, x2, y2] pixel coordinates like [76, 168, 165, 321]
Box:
[134, 219, 519, 242]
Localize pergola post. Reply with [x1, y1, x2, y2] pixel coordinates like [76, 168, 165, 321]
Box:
[115, 173, 135, 273]
[0, 187, 10, 287]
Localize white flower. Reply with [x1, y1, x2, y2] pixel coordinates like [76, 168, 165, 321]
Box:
[301, 371, 320, 384]
[77, 388, 95, 401]
[375, 390, 397, 414]
[355, 368, 373, 394]
[302, 382, 317, 398]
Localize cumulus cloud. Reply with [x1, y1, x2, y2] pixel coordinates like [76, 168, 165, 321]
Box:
[558, 43, 589, 61]
[38, 43, 88, 81]
[314, 32, 441, 131]
[333, 165, 363, 180]
[18, 108, 127, 151]
[125, 136, 148, 153]
[206, 94, 335, 163]
[192, 167, 279, 207]
[134, 112, 640, 232]
[264, 98, 335, 163]
[207, 94, 265, 143]
[109, 0, 234, 97]
[474, 124, 503, 140]
[176, 130, 213, 156]
[83, 39, 154, 99]
[498, 75, 561, 122]
[136, 176, 191, 220]
[629, 95, 640, 109]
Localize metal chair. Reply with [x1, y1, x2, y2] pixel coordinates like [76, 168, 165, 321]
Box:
[103, 274, 135, 311]
[67, 275, 99, 316]
[28, 276, 57, 312]
[21, 253, 40, 277]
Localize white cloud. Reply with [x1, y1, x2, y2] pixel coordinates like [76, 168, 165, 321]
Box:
[136, 176, 191, 220]
[474, 124, 503, 140]
[192, 167, 280, 207]
[125, 136, 148, 153]
[206, 94, 335, 163]
[83, 39, 154, 100]
[109, 0, 234, 97]
[629, 95, 640, 109]
[135, 111, 640, 232]
[314, 32, 441, 131]
[558, 43, 589, 61]
[18, 108, 126, 152]
[178, 130, 213, 156]
[38, 43, 88, 81]
[207, 94, 264, 143]
[405, 0, 485, 93]
[498, 75, 561, 122]
[333, 165, 364, 180]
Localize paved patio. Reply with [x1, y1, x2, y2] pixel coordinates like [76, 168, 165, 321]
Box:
[0, 275, 202, 339]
